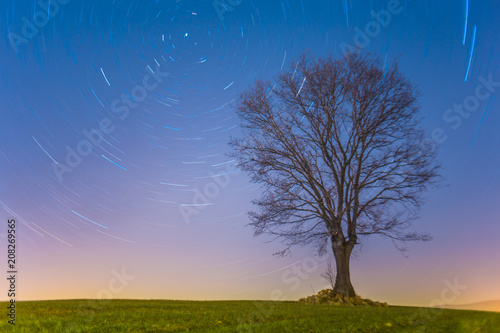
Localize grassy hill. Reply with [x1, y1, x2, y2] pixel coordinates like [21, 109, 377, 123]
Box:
[1, 299, 500, 332]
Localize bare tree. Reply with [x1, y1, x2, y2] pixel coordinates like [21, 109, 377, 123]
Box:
[229, 52, 440, 297]
[321, 260, 336, 290]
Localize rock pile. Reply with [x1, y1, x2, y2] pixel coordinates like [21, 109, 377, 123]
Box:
[299, 289, 388, 307]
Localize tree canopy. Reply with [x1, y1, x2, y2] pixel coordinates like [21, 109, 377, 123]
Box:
[229, 52, 440, 296]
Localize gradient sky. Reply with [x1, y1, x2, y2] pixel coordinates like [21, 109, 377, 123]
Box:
[0, 0, 499, 309]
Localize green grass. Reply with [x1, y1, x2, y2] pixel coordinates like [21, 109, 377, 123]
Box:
[1, 299, 499, 332]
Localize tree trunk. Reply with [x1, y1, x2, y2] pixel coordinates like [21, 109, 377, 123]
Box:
[332, 242, 356, 297]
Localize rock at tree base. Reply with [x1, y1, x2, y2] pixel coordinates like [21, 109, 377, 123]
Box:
[298, 289, 388, 307]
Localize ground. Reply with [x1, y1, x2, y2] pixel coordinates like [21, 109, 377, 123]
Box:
[1, 299, 499, 332]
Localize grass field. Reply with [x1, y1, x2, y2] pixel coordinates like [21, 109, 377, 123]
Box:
[1, 299, 499, 332]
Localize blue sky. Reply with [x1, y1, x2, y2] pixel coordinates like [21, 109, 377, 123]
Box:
[0, 0, 499, 306]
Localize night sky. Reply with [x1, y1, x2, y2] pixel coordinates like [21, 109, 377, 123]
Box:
[1, 0, 499, 307]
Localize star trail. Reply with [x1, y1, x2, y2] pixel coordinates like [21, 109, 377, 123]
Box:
[1, 0, 499, 306]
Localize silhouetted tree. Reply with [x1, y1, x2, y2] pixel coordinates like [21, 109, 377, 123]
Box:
[229, 52, 440, 297]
